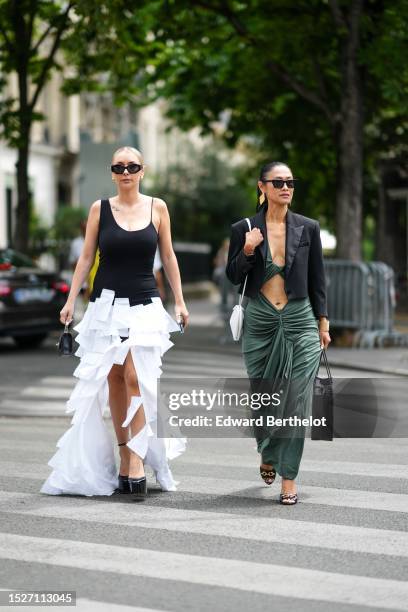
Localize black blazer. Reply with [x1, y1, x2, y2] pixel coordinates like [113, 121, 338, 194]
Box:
[226, 207, 328, 319]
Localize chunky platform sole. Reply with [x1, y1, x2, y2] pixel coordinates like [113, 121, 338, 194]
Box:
[117, 474, 130, 493]
[128, 476, 147, 499]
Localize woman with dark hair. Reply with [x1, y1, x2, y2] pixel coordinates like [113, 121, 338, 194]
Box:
[226, 162, 330, 505]
[41, 146, 189, 500]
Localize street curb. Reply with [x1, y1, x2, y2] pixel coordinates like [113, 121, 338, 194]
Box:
[185, 326, 408, 376]
[322, 359, 408, 377]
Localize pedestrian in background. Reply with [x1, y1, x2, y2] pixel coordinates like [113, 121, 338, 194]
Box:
[41, 146, 189, 499]
[68, 220, 89, 302]
[226, 161, 330, 505]
[213, 237, 239, 341]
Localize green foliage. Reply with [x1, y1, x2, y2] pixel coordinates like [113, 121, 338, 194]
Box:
[0, 1, 153, 147]
[150, 146, 252, 251]
[2, 0, 407, 256]
[50, 205, 88, 266]
[362, 215, 376, 261]
[26, 203, 87, 259]
[53, 205, 88, 241]
[27, 206, 49, 258]
[135, 0, 408, 243]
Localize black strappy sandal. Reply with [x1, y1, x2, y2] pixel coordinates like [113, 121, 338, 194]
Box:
[117, 442, 130, 493]
[279, 492, 298, 505]
[260, 465, 276, 485]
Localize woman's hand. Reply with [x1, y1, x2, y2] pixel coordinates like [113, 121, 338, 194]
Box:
[60, 299, 75, 325]
[175, 302, 189, 330]
[244, 228, 263, 255]
[319, 331, 331, 350]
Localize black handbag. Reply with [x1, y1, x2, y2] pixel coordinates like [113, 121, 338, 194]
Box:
[57, 322, 74, 356]
[311, 349, 333, 441]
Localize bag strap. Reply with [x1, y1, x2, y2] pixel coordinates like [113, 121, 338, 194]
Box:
[319, 349, 332, 380]
[239, 218, 252, 306]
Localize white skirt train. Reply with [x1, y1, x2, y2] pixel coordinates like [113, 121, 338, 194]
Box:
[40, 288, 186, 497]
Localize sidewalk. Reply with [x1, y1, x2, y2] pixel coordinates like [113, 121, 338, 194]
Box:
[183, 297, 408, 376]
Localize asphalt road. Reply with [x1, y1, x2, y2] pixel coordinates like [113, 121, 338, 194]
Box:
[0, 328, 407, 611]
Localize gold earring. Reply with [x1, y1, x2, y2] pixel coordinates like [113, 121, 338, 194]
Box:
[259, 192, 265, 205]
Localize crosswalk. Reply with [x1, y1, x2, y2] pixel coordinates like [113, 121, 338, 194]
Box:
[1, 331, 408, 610]
[0, 345, 395, 418]
[0, 412, 407, 611]
[2, 532, 408, 610]
[0, 348, 247, 417]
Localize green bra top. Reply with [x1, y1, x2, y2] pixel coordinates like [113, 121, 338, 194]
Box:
[263, 241, 285, 282]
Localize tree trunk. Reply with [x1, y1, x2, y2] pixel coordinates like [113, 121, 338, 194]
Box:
[14, 135, 31, 253]
[376, 162, 407, 279]
[335, 1, 364, 261]
[12, 0, 31, 254]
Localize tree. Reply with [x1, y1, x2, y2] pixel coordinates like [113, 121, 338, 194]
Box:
[151, 146, 251, 251]
[0, 0, 150, 253]
[137, 0, 408, 260]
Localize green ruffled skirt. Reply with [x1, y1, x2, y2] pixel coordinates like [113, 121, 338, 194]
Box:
[242, 293, 321, 479]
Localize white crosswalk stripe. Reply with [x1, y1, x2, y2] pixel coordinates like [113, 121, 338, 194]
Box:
[3, 456, 408, 481]
[0, 459, 406, 513]
[0, 592, 161, 612]
[0, 490, 407, 558]
[183, 454, 408, 479]
[0, 533, 407, 610]
[0, 353, 246, 417]
[1, 341, 408, 610]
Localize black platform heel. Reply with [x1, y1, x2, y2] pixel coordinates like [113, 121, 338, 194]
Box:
[117, 473, 130, 493]
[128, 476, 147, 499]
[117, 442, 130, 493]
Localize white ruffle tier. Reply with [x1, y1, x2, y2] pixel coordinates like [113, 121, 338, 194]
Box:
[40, 289, 186, 496]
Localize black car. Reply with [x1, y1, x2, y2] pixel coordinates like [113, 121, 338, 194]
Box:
[0, 248, 70, 348]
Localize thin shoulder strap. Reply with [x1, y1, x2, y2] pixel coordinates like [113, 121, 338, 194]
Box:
[100, 198, 109, 223]
[151, 197, 154, 222]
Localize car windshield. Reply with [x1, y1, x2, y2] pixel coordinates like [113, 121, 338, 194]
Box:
[0, 249, 36, 268]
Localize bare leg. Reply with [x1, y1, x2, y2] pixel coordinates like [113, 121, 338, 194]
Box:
[260, 460, 296, 497]
[107, 364, 130, 476]
[123, 350, 146, 479]
[281, 477, 297, 495]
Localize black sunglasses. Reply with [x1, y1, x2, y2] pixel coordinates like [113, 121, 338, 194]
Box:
[263, 179, 296, 189]
[111, 163, 143, 174]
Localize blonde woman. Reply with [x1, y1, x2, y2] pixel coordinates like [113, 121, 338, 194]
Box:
[41, 147, 189, 499]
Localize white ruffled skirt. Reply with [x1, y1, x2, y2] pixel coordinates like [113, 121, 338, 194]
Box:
[40, 288, 186, 496]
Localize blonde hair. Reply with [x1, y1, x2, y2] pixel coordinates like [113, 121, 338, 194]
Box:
[112, 146, 144, 165]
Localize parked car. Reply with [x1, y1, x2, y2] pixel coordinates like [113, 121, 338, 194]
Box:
[0, 249, 69, 348]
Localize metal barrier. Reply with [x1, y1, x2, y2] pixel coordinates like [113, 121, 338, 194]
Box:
[324, 259, 406, 347]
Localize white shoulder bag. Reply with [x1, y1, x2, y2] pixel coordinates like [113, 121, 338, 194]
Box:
[229, 218, 251, 341]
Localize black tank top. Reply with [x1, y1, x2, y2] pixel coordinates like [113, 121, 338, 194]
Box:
[90, 198, 160, 304]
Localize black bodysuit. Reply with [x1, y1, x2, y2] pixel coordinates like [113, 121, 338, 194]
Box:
[90, 198, 160, 305]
